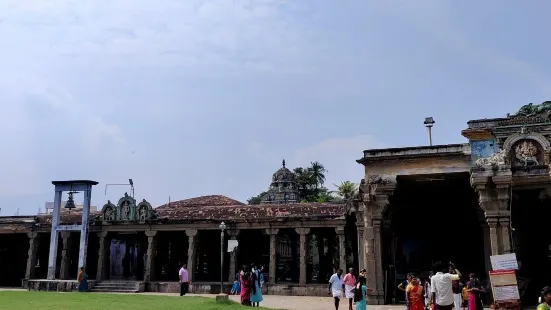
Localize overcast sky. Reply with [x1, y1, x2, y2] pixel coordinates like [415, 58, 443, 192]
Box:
[1, 0, 550, 215]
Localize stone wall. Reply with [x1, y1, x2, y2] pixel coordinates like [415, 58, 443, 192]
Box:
[148, 282, 328, 296]
[23, 279, 97, 292]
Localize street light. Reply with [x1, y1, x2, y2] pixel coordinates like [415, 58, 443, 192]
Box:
[423, 117, 435, 146]
[219, 221, 226, 293]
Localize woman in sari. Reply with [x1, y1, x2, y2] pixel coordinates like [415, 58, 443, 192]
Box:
[466, 273, 485, 310]
[250, 264, 263, 307]
[537, 286, 551, 310]
[406, 278, 424, 310]
[240, 266, 251, 306]
[77, 267, 88, 292]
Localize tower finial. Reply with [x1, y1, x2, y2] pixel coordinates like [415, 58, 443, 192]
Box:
[282, 159, 286, 168]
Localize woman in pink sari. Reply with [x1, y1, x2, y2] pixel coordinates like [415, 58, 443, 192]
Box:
[240, 266, 251, 306]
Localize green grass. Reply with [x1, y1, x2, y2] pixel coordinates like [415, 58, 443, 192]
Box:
[0, 291, 275, 310]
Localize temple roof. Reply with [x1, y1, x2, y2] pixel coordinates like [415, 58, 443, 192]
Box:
[155, 202, 345, 222]
[157, 195, 245, 209]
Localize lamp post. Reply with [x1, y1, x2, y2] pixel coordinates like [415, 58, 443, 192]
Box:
[423, 117, 435, 146]
[219, 221, 226, 293]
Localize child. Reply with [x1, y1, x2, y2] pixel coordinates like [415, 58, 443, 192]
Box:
[461, 285, 469, 310]
[230, 270, 241, 295]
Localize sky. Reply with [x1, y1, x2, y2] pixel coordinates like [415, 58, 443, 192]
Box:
[1, 0, 550, 215]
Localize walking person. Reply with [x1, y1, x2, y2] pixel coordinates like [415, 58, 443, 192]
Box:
[240, 265, 252, 306]
[431, 261, 460, 310]
[329, 268, 344, 310]
[424, 274, 432, 310]
[449, 262, 462, 310]
[77, 267, 88, 292]
[178, 263, 189, 296]
[343, 268, 357, 310]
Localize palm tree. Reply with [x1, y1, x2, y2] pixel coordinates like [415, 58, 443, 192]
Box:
[334, 181, 358, 201]
[308, 161, 326, 189]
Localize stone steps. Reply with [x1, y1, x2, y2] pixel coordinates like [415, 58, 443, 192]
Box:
[89, 281, 139, 293]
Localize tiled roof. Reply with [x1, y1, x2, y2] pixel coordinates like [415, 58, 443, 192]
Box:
[155, 202, 345, 222]
[157, 195, 245, 209]
[37, 210, 102, 225]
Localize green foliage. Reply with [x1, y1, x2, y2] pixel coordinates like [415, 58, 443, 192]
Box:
[247, 191, 267, 205]
[0, 291, 277, 310]
[333, 181, 358, 201]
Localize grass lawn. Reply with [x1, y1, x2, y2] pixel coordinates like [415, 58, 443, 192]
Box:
[0, 291, 277, 310]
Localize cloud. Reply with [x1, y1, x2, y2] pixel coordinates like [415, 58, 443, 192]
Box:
[292, 135, 385, 189]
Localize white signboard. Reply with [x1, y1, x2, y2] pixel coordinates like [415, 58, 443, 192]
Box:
[494, 285, 520, 301]
[490, 253, 518, 270]
[227, 240, 239, 252]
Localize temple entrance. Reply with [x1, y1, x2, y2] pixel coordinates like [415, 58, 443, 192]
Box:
[109, 233, 141, 280]
[386, 172, 486, 304]
[512, 189, 551, 305]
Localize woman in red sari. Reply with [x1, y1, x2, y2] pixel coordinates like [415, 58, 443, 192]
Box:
[240, 266, 251, 306]
[407, 278, 425, 310]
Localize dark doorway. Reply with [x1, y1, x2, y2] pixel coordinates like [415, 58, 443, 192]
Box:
[0, 233, 28, 287]
[109, 233, 141, 279]
[386, 173, 485, 303]
[512, 189, 551, 305]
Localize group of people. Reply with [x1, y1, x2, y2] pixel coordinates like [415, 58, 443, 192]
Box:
[399, 262, 485, 310]
[328, 268, 373, 310]
[234, 264, 264, 307]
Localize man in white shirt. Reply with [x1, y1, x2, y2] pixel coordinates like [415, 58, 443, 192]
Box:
[329, 268, 344, 310]
[430, 262, 460, 310]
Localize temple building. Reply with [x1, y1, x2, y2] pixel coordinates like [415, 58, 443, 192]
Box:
[1, 101, 551, 305]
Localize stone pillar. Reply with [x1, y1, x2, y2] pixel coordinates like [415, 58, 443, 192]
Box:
[144, 230, 157, 282]
[47, 190, 62, 279]
[186, 229, 198, 283]
[499, 216, 511, 254]
[266, 228, 279, 284]
[487, 217, 500, 256]
[228, 229, 239, 282]
[59, 231, 72, 280]
[25, 232, 40, 279]
[77, 188, 92, 273]
[96, 231, 108, 281]
[336, 226, 346, 272]
[362, 174, 396, 305]
[373, 218, 384, 299]
[295, 228, 310, 285]
[356, 212, 365, 270]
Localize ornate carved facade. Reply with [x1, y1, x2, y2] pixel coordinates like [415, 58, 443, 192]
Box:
[262, 159, 300, 204]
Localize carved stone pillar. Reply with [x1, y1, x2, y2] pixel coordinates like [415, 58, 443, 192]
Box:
[144, 230, 157, 282]
[96, 231, 108, 281]
[59, 231, 72, 280]
[336, 226, 346, 272]
[499, 216, 511, 254]
[295, 228, 310, 285]
[266, 228, 279, 284]
[186, 229, 198, 283]
[472, 174, 512, 256]
[25, 232, 40, 279]
[356, 211, 365, 270]
[228, 229, 239, 282]
[362, 174, 395, 305]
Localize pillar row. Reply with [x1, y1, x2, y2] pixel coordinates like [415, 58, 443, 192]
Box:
[144, 230, 157, 282]
[186, 229, 198, 283]
[295, 227, 310, 285]
[266, 228, 279, 284]
[25, 232, 40, 280]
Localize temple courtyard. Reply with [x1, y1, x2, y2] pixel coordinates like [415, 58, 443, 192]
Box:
[0, 290, 405, 310]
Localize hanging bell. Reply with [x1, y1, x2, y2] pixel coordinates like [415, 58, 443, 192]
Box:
[65, 192, 76, 210]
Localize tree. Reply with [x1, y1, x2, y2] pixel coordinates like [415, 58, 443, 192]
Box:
[334, 181, 358, 201]
[247, 191, 267, 205]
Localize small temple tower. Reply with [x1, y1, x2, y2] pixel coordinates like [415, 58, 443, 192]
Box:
[262, 160, 300, 203]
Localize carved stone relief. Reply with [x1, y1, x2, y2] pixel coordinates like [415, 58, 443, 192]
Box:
[101, 194, 156, 223]
[513, 140, 540, 167]
[474, 149, 507, 169]
[101, 201, 117, 221]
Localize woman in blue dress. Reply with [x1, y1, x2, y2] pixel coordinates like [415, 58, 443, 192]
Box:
[250, 264, 263, 307]
[354, 273, 371, 310]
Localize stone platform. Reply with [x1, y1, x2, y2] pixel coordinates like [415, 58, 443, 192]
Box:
[22, 279, 97, 292]
[148, 282, 328, 296]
